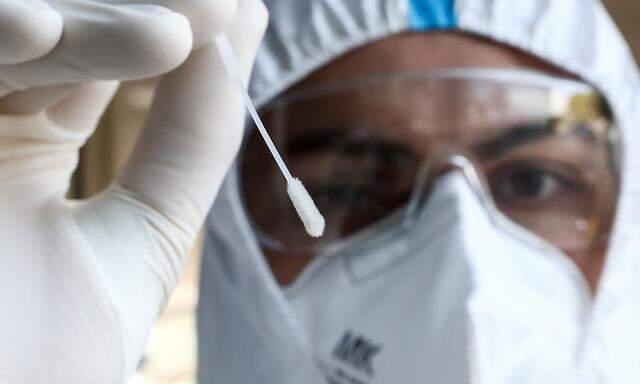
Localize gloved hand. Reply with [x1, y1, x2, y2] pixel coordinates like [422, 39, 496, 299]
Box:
[0, 0, 268, 382]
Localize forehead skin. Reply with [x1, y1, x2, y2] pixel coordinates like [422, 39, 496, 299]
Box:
[290, 31, 576, 91]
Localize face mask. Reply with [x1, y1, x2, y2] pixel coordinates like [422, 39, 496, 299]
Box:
[198, 168, 594, 383]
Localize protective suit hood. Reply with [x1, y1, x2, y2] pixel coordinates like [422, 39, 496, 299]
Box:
[199, 0, 640, 382]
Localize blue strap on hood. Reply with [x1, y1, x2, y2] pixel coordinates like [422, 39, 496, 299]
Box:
[408, 0, 457, 30]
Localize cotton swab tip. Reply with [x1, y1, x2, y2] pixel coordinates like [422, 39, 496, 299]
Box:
[287, 178, 325, 237]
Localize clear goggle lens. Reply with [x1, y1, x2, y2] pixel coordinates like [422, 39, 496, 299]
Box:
[240, 69, 619, 259]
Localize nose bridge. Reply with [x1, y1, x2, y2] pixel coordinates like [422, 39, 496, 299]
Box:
[404, 148, 498, 227]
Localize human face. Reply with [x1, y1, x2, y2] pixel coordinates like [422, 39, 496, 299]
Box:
[241, 32, 619, 289]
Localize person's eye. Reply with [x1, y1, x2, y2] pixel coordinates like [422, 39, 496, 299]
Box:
[502, 168, 557, 200]
[488, 162, 584, 206]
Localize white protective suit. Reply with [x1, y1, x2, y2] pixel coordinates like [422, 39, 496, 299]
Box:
[198, 0, 640, 383]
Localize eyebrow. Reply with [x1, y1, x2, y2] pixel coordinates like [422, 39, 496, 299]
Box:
[473, 121, 558, 159]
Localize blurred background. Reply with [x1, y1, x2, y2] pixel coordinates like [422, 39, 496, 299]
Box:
[67, 1, 639, 382]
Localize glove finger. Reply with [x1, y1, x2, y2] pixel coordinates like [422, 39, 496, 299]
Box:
[0, 81, 119, 197]
[113, 0, 268, 247]
[45, 80, 120, 133]
[0, 1, 193, 96]
[0, 0, 63, 66]
[100, 0, 238, 48]
[0, 84, 78, 115]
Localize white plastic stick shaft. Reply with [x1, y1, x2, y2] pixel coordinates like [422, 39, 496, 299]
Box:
[214, 34, 325, 238]
[214, 34, 293, 182]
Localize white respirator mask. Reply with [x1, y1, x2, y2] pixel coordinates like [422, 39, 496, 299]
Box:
[200, 155, 594, 384]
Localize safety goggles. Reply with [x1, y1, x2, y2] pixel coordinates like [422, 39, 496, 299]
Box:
[240, 69, 619, 259]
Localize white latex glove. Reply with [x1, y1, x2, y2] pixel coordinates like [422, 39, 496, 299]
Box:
[0, 0, 268, 382]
